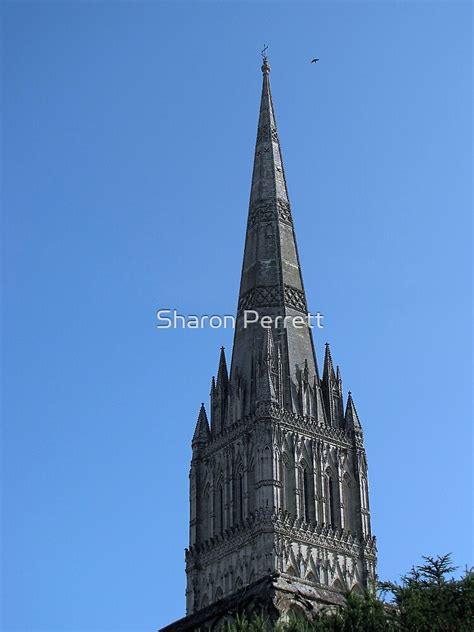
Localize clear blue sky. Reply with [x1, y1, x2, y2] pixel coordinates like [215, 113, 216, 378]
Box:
[2, 2, 472, 631]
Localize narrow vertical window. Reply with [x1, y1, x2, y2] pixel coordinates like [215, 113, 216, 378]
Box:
[328, 477, 335, 526]
[303, 470, 310, 522]
[247, 463, 255, 514]
[343, 475, 352, 532]
[239, 474, 243, 522]
[219, 485, 224, 533]
[283, 457, 295, 515]
[202, 486, 210, 541]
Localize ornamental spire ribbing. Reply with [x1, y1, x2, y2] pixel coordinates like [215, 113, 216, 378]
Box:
[230, 55, 318, 413]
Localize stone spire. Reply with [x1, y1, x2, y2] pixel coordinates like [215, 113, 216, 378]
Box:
[191, 403, 210, 448]
[230, 54, 318, 412]
[211, 347, 229, 435]
[345, 391, 362, 432]
[161, 56, 377, 631]
[322, 343, 344, 427]
[322, 342, 336, 383]
[216, 346, 229, 388]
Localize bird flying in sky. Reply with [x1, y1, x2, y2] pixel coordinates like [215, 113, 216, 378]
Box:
[311, 58, 319, 63]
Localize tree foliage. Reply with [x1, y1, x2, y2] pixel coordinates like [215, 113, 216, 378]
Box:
[222, 555, 473, 632]
[379, 554, 474, 631]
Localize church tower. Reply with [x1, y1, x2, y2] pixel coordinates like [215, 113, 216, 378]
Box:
[162, 55, 376, 629]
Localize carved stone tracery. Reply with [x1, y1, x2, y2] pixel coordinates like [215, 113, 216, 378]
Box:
[237, 284, 307, 315]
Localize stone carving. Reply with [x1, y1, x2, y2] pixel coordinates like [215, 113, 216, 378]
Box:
[284, 285, 307, 312]
[247, 197, 293, 227]
[237, 284, 307, 315]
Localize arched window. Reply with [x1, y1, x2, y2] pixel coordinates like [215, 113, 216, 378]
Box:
[201, 484, 210, 541]
[214, 478, 224, 535]
[327, 476, 336, 527]
[303, 469, 310, 522]
[261, 446, 270, 479]
[301, 464, 315, 522]
[238, 473, 244, 522]
[233, 466, 244, 524]
[247, 460, 255, 515]
[333, 579, 344, 592]
[342, 473, 353, 532]
[282, 455, 295, 515]
[219, 485, 224, 533]
[361, 477, 370, 511]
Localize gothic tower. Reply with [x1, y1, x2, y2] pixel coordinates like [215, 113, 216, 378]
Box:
[162, 55, 376, 630]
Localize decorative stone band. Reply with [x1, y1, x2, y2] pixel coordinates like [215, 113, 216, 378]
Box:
[247, 197, 293, 227]
[186, 507, 377, 563]
[237, 283, 307, 315]
[200, 405, 356, 456]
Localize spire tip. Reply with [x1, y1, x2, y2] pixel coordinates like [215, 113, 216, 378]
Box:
[261, 44, 270, 74]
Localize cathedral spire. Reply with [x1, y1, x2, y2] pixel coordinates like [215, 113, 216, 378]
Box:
[230, 56, 318, 412]
[167, 56, 377, 630]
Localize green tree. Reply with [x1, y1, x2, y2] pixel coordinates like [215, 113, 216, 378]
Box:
[223, 613, 271, 632]
[380, 554, 474, 631]
[223, 555, 473, 632]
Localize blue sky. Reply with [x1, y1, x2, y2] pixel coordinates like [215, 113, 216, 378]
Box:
[2, 1, 472, 631]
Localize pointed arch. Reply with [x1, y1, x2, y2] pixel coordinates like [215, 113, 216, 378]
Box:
[233, 460, 244, 524]
[200, 482, 211, 542]
[286, 549, 300, 578]
[282, 452, 295, 516]
[261, 445, 271, 480]
[299, 440, 312, 467]
[214, 472, 224, 535]
[333, 579, 344, 592]
[361, 476, 369, 511]
[247, 457, 255, 515]
[300, 459, 315, 523]
[342, 471, 355, 533]
[351, 583, 362, 595]
[325, 467, 340, 528]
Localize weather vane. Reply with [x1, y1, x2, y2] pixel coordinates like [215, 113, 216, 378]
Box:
[261, 44, 268, 60]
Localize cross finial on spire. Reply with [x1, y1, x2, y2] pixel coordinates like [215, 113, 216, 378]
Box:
[261, 45, 270, 74]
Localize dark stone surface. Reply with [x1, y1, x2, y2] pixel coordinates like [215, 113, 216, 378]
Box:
[160, 573, 346, 631]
